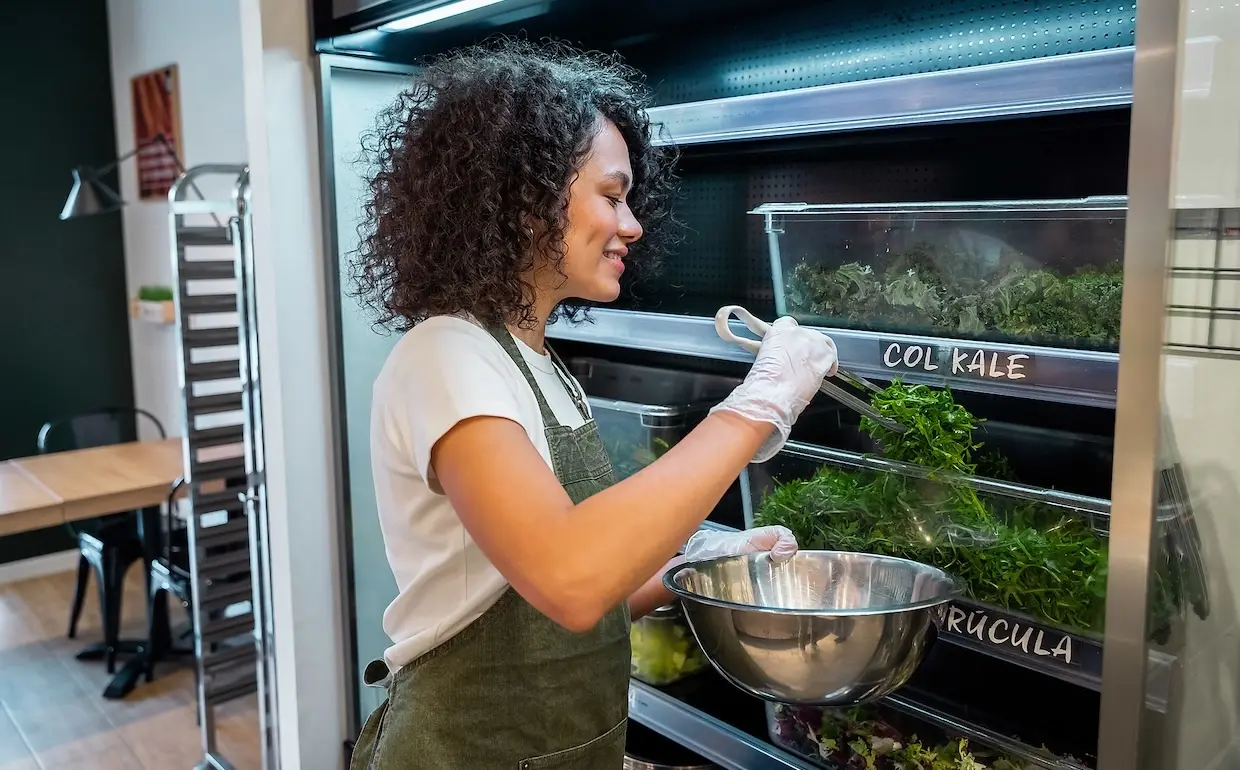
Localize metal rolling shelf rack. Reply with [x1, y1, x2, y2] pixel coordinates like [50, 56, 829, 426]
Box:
[168, 166, 279, 770]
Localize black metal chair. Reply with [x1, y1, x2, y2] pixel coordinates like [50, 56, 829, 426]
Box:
[36, 406, 165, 674]
[146, 478, 197, 688]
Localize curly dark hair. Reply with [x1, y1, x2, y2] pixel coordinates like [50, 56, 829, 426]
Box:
[349, 38, 681, 332]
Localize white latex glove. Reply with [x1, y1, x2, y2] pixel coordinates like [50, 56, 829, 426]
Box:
[682, 526, 799, 564]
[710, 317, 838, 463]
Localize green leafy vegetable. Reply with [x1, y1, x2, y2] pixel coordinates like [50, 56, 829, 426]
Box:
[782, 244, 1122, 347]
[603, 434, 672, 480]
[755, 380, 1180, 637]
[755, 465, 1110, 631]
[770, 702, 1056, 769]
[629, 611, 707, 685]
[998, 264, 1123, 343]
[863, 382, 980, 473]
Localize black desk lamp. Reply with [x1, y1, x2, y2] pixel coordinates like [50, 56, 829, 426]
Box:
[59, 132, 218, 224]
[59, 166, 127, 220]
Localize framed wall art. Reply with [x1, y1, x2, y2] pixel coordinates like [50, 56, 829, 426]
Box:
[130, 64, 184, 201]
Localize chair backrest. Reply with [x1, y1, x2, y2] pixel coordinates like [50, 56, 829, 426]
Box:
[161, 477, 192, 576]
[37, 407, 166, 454]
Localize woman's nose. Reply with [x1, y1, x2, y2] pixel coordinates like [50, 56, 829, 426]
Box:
[618, 205, 643, 242]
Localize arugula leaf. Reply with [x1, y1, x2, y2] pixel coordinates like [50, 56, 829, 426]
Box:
[772, 702, 1049, 769]
[755, 379, 1181, 636]
[861, 382, 981, 474]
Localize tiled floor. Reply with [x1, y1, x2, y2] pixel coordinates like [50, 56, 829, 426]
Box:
[0, 566, 259, 770]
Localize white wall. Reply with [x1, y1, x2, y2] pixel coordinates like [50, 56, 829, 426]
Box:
[108, 2, 346, 767]
[237, 0, 349, 767]
[106, 0, 249, 439]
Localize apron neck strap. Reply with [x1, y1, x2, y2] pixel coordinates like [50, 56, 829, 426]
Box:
[484, 325, 588, 426]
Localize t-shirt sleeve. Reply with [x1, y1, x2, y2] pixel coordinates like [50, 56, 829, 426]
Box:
[379, 318, 530, 489]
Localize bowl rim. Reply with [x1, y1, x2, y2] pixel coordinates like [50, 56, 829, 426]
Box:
[662, 550, 963, 617]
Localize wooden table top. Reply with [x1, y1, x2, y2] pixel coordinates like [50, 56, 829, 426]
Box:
[0, 463, 62, 536]
[0, 438, 184, 536]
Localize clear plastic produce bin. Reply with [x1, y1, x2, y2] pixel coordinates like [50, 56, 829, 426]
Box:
[765, 701, 1082, 770]
[569, 358, 738, 480]
[751, 196, 1127, 351]
[744, 441, 1193, 641]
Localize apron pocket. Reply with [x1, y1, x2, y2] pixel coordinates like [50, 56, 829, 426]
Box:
[518, 718, 627, 770]
[349, 699, 390, 770]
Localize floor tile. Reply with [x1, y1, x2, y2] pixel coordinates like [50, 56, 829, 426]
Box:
[0, 567, 259, 770]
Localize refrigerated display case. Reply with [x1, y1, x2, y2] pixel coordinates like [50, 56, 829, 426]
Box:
[320, 0, 1233, 768]
[754, 198, 1127, 351]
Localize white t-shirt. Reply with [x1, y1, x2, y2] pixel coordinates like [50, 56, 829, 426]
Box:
[369, 315, 591, 669]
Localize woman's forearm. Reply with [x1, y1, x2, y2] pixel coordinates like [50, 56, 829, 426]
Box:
[434, 410, 768, 632]
[544, 412, 765, 627]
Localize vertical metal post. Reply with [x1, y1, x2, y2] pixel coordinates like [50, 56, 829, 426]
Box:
[766, 217, 788, 318]
[1097, 0, 1190, 767]
[234, 174, 281, 770]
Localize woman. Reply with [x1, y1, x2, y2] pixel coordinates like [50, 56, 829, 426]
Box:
[349, 39, 838, 769]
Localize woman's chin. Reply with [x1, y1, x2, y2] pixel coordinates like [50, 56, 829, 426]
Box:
[584, 281, 622, 304]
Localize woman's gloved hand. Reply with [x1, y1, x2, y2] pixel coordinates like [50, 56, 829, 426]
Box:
[711, 317, 838, 462]
[682, 526, 799, 564]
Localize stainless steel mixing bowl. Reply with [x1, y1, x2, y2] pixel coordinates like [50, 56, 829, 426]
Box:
[662, 550, 960, 707]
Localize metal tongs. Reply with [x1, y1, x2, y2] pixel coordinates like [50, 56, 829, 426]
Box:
[714, 305, 908, 434]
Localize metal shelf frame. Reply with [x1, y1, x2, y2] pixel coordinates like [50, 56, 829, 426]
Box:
[628, 680, 820, 770]
[169, 166, 279, 770]
[646, 47, 1135, 147]
[548, 309, 1119, 408]
[630, 662, 1111, 770]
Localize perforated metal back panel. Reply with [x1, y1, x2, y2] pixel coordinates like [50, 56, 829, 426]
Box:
[621, 113, 1132, 315]
[623, 0, 1136, 105]
[610, 0, 1138, 312]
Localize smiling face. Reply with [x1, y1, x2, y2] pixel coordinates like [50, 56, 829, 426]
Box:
[538, 119, 644, 307]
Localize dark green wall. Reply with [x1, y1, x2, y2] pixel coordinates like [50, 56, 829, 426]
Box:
[0, 0, 134, 563]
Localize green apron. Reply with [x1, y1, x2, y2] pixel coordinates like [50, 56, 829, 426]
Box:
[350, 326, 631, 769]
